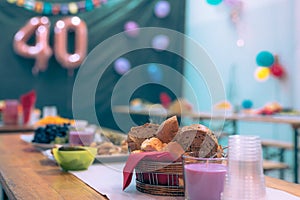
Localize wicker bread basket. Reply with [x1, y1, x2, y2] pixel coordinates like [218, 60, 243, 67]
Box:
[134, 159, 184, 196]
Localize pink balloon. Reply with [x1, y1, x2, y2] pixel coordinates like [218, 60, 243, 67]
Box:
[124, 21, 140, 38]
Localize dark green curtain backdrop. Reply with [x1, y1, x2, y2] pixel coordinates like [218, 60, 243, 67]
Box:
[0, 0, 185, 130]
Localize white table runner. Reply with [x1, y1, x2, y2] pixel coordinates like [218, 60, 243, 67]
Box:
[70, 163, 300, 200]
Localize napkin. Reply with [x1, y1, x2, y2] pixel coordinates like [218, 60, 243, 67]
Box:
[122, 151, 178, 190]
[20, 90, 36, 124]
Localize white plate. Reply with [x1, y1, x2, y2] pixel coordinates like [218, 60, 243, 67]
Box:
[95, 154, 129, 163]
[20, 134, 66, 150]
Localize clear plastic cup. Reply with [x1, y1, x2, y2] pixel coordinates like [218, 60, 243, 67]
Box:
[221, 135, 266, 200]
[182, 152, 227, 200]
[42, 106, 57, 118]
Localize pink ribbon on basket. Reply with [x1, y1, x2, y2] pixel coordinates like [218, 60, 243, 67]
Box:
[123, 151, 178, 190]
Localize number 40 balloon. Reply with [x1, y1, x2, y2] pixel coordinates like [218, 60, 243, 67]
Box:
[13, 17, 52, 74]
[13, 16, 87, 75]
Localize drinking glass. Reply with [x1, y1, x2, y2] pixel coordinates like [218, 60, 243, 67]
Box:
[182, 152, 227, 200]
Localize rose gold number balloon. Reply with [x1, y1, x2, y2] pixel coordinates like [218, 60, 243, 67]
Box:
[54, 16, 87, 71]
[13, 17, 52, 74]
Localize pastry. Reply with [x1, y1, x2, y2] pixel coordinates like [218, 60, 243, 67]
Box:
[140, 137, 165, 151]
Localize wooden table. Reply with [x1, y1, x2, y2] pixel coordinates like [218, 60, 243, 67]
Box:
[0, 123, 35, 133]
[0, 133, 300, 199]
[113, 106, 300, 183]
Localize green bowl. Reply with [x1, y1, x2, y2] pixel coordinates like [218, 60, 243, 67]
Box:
[52, 146, 97, 171]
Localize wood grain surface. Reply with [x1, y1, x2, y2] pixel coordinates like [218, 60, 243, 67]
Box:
[0, 133, 299, 199]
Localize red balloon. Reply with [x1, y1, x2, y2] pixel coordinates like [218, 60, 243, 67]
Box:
[270, 63, 285, 78]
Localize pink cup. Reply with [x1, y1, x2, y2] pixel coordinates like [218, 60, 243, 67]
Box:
[69, 130, 95, 146]
[182, 152, 227, 200]
[2, 99, 19, 125]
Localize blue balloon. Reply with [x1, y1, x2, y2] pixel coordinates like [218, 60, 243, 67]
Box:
[207, 0, 223, 5]
[256, 51, 274, 67]
[147, 64, 163, 83]
[242, 99, 253, 109]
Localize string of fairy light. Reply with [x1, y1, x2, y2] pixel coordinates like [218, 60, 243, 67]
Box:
[6, 0, 108, 15]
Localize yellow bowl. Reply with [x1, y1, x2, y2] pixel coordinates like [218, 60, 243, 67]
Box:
[52, 146, 97, 171]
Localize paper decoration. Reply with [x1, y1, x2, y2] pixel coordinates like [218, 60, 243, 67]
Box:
[6, 0, 108, 15]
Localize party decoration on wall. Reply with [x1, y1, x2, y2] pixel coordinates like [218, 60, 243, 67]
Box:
[241, 99, 253, 109]
[13, 17, 53, 74]
[254, 67, 270, 82]
[206, 0, 223, 6]
[54, 16, 87, 72]
[254, 51, 286, 81]
[207, 0, 245, 47]
[256, 51, 275, 67]
[124, 21, 140, 38]
[147, 63, 163, 82]
[151, 34, 170, 51]
[154, 0, 171, 18]
[6, 0, 109, 15]
[14, 16, 87, 75]
[114, 57, 131, 75]
[270, 55, 285, 79]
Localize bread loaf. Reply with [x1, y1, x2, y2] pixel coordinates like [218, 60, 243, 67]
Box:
[156, 116, 179, 143]
[173, 124, 219, 157]
[127, 123, 159, 151]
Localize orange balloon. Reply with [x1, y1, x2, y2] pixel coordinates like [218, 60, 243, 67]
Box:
[13, 17, 52, 74]
[54, 16, 87, 70]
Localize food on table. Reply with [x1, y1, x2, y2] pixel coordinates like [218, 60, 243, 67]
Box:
[90, 141, 128, 155]
[140, 137, 166, 151]
[32, 124, 70, 144]
[214, 100, 232, 110]
[127, 123, 159, 152]
[100, 129, 127, 145]
[156, 115, 179, 143]
[127, 116, 222, 158]
[258, 101, 282, 115]
[35, 116, 74, 126]
[168, 98, 193, 114]
[173, 124, 219, 157]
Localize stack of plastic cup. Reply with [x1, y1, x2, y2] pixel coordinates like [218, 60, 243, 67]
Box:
[221, 135, 266, 200]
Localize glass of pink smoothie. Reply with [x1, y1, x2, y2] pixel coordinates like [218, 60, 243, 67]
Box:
[182, 152, 227, 200]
